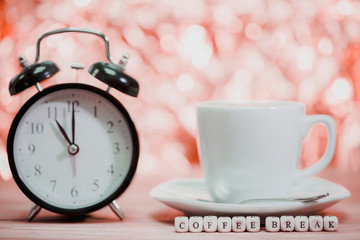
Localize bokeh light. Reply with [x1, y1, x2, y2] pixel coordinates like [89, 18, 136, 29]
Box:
[0, 0, 360, 180]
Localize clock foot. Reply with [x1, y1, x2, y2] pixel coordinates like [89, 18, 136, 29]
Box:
[109, 200, 125, 220]
[26, 204, 41, 221]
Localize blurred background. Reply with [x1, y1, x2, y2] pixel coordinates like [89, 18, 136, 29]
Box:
[0, 0, 359, 181]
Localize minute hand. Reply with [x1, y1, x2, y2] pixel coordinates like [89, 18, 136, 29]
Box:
[71, 101, 75, 144]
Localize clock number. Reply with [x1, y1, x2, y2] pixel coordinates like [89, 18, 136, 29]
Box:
[107, 121, 114, 133]
[67, 101, 80, 112]
[34, 165, 41, 176]
[92, 179, 99, 191]
[30, 122, 44, 134]
[113, 143, 120, 154]
[50, 180, 57, 191]
[28, 144, 35, 154]
[71, 186, 78, 198]
[47, 107, 58, 119]
[107, 164, 114, 175]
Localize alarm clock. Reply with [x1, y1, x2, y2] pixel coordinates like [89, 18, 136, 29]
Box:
[6, 28, 140, 221]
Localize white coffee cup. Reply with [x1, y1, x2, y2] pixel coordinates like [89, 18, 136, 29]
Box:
[197, 100, 336, 203]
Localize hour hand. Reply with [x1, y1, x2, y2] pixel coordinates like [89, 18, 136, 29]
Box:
[55, 119, 72, 146]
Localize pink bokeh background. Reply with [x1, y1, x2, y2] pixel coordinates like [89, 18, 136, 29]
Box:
[0, 0, 360, 180]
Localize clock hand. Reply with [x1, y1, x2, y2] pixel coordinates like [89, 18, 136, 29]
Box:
[71, 155, 76, 177]
[55, 119, 80, 155]
[55, 119, 72, 145]
[71, 101, 75, 144]
[70, 102, 77, 177]
[55, 119, 79, 177]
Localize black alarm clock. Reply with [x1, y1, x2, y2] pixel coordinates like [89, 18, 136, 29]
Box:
[6, 28, 140, 221]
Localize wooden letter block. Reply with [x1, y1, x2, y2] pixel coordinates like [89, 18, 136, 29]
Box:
[309, 215, 323, 232]
[294, 216, 309, 232]
[203, 216, 217, 233]
[246, 216, 260, 232]
[175, 215, 338, 233]
[265, 216, 280, 232]
[218, 217, 232, 233]
[232, 216, 246, 232]
[280, 215, 295, 232]
[175, 216, 189, 233]
[189, 216, 203, 233]
[324, 216, 338, 231]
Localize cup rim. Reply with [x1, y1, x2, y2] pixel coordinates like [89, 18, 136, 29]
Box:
[197, 100, 305, 109]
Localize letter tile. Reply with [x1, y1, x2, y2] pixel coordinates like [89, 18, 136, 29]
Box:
[280, 215, 295, 232]
[218, 217, 232, 233]
[175, 216, 189, 233]
[246, 216, 260, 232]
[294, 216, 309, 232]
[265, 216, 280, 232]
[232, 216, 246, 232]
[203, 216, 218, 233]
[189, 216, 203, 233]
[324, 216, 338, 231]
[309, 215, 323, 232]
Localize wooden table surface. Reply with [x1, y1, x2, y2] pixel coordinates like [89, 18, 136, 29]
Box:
[0, 166, 359, 239]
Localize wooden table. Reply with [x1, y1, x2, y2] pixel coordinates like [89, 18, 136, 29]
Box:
[0, 166, 359, 239]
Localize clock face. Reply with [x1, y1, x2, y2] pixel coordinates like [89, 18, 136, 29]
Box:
[7, 83, 139, 214]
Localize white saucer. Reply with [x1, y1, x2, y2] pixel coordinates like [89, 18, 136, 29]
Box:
[150, 177, 350, 216]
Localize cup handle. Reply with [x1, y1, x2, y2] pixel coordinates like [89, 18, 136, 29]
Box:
[295, 115, 336, 183]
